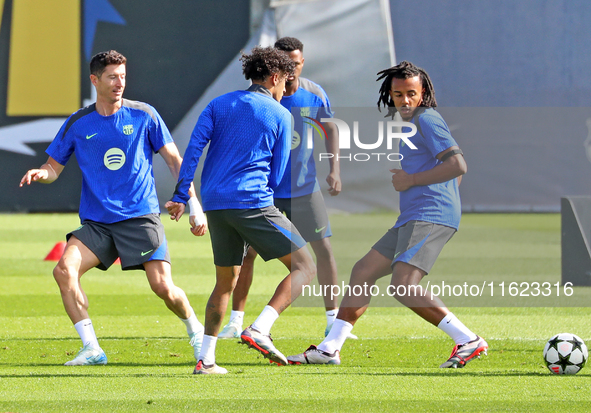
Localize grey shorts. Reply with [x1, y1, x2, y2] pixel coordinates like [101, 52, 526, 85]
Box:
[372, 220, 456, 274]
[274, 190, 331, 242]
[67, 214, 170, 271]
[206, 206, 307, 267]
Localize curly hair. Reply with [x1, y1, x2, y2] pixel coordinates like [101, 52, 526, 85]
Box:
[241, 46, 295, 82]
[90, 50, 127, 78]
[274, 37, 304, 53]
[376, 61, 437, 118]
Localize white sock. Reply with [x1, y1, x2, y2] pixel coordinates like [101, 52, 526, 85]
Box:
[74, 319, 100, 349]
[437, 313, 478, 345]
[199, 335, 217, 365]
[326, 309, 338, 327]
[230, 310, 244, 324]
[180, 307, 204, 336]
[251, 305, 279, 336]
[318, 319, 353, 354]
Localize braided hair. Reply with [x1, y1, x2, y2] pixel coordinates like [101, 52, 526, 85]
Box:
[376, 61, 437, 118]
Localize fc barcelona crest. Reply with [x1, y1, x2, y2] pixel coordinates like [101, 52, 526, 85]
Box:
[123, 124, 134, 135]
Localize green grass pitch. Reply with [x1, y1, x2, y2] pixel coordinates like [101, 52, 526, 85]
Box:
[1, 212, 590, 412]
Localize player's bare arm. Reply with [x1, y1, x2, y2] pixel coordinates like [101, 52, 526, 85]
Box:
[324, 121, 341, 196]
[160, 143, 207, 236]
[19, 157, 64, 187]
[389, 145, 467, 192]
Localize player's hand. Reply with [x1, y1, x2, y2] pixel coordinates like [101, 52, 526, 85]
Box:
[326, 172, 342, 196]
[389, 168, 414, 192]
[165, 201, 185, 221]
[189, 215, 208, 237]
[19, 169, 49, 187]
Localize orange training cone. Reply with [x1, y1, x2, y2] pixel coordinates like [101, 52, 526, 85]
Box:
[44, 241, 66, 261]
[44, 242, 122, 264]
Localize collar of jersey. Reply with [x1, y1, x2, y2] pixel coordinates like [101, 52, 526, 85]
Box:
[247, 84, 273, 97]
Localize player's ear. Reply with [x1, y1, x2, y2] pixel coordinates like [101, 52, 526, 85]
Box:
[90, 74, 98, 86]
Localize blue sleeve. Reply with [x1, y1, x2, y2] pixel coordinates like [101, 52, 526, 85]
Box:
[418, 113, 457, 158]
[318, 88, 334, 119]
[268, 111, 292, 189]
[45, 118, 74, 166]
[172, 103, 214, 203]
[147, 106, 173, 153]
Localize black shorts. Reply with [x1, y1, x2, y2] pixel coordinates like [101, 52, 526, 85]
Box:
[206, 206, 307, 267]
[67, 214, 170, 271]
[274, 191, 331, 242]
[372, 220, 455, 274]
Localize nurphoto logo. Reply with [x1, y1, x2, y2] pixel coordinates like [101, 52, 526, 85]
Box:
[308, 118, 418, 162]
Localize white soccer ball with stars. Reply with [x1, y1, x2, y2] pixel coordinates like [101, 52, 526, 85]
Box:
[543, 333, 588, 375]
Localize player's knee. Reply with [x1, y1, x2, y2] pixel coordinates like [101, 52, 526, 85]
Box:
[390, 276, 416, 289]
[52, 262, 75, 286]
[213, 266, 241, 294]
[311, 239, 333, 261]
[297, 256, 317, 283]
[350, 260, 366, 280]
[350, 260, 376, 285]
[229, 275, 240, 291]
[151, 282, 173, 300]
[315, 247, 333, 263]
[391, 266, 423, 287]
[215, 272, 239, 292]
[218, 274, 240, 294]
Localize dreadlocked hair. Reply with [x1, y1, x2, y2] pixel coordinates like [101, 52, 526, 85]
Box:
[376, 61, 437, 119]
[241, 46, 295, 82]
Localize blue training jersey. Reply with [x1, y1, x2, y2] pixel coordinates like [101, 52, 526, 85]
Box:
[273, 78, 334, 198]
[172, 85, 292, 211]
[46, 99, 172, 224]
[396, 108, 462, 229]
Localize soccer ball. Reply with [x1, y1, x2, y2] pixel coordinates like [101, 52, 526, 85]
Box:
[543, 333, 588, 375]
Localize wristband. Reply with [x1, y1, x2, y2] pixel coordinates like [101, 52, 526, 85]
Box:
[188, 197, 207, 226]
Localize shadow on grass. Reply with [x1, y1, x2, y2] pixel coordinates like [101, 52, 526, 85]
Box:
[0, 360, 286, 369]
[0, 367, 553, 378]
[275, 368, 552, 377]
[2, 336, 190, 341]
